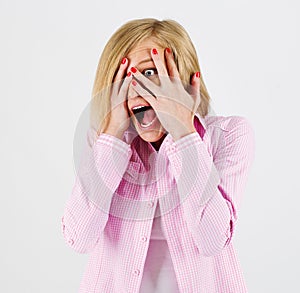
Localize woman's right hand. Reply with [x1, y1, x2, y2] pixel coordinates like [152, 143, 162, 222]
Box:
[99, 58, 132, 139]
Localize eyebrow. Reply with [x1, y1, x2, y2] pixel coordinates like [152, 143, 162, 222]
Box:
[136, 58, 153, 66]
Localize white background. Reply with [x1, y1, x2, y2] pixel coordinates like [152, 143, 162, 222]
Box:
[1, 0, 299, 292]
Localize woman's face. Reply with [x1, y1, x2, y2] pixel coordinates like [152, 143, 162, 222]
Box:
[126, 38, 167, 148]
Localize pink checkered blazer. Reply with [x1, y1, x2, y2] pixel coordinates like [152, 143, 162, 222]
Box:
[61, 113, 255, 293]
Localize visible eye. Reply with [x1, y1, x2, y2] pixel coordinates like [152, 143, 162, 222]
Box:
[142, 68, 157, 78]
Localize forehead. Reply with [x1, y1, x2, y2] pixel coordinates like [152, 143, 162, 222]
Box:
[127, 38, 162, 59]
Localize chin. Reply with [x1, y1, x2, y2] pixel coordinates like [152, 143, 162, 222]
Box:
[131, 119, 167, 145]
[138, 130, 166, 143]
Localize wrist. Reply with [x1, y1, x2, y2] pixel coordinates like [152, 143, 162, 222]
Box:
[171, 125, 197, 141]
[101, 126, 125, 140]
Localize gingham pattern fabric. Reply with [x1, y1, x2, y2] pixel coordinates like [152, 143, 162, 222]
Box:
[61, 114, 255, 293]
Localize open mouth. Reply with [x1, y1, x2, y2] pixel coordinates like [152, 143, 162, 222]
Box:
[132, 105, 157, 128]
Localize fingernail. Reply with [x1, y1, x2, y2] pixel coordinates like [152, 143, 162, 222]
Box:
[196, 71, 201, 78]
[121, 58, 127, 64]
[131, 67, 137, 73]
[166, 48, 171, 54]
[127, 71, 131, 77]
[132, 80, 137, 86]
[152, 48, 158, 55]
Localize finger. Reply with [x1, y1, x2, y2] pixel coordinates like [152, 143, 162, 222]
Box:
[189, 71, 201, 112]
[113, 71, 132, 108]
[151, 48, 168, 77]
[164, 48, 180, 79]
[112, 58, 129, 97]
[130, 66, 159, 94]
[114, 57, 128, 81]
[131, 79, 157, 108]
[111, 72, 132, 109]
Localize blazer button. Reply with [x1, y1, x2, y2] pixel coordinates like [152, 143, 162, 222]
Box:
[170, 145, 176, 152]
[148, 201, 154, 208]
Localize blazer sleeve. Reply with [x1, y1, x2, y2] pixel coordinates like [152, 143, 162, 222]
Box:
[61, 129, 132, 253]
[166, 116, 255, 256]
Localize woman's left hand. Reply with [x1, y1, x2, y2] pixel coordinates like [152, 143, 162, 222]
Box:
[130, 48, 201, 141]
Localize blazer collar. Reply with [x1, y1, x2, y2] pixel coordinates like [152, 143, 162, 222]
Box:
[194, 112, 207, 130]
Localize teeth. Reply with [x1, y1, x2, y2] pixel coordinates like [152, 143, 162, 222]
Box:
[141, 117, 156, 128]
[132, 105, 152, 116]
[132, 105, 146, 110]
[132, 106, 148, 111]
[131, 105, 156, 127]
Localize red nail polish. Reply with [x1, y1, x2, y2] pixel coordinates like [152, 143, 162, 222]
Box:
[152, 48, 158, 55]
[196, 71, 201, 78]
[132, 80, 137, 86]
[131, 67, 137, 73]
[127, 71, 131, 77]
[166, 48, 171, 53]
[121, 58, 127, 64]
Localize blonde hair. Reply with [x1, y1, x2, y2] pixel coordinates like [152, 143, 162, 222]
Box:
[90, 18, 211, 132]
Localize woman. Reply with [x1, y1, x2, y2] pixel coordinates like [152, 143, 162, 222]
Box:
[61, 18, 255, 293]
